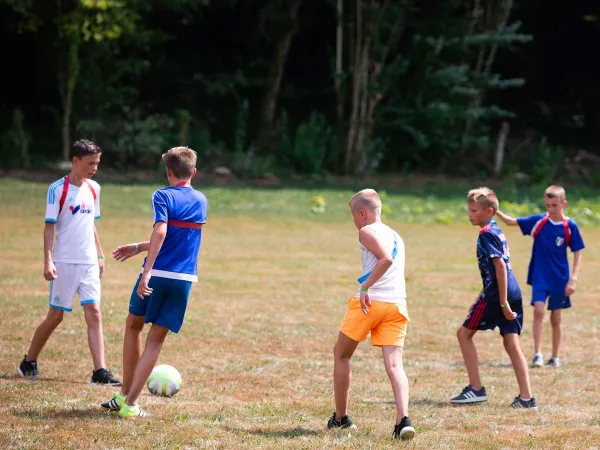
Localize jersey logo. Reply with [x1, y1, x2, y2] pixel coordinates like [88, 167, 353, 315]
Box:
[69, 202, 93, 215]
[556, 237, 564, 247]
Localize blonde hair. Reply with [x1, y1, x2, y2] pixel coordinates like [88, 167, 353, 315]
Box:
[349, 189, 382, 215]
[162, 146, 197, 179]
[466, 187, 499, 213]
[544, 185, 566, 201]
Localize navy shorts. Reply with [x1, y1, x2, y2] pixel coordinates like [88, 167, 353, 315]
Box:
[129, 275, 192, 333]
[463, 295, 523, 336]
[531, 288, 571, 311]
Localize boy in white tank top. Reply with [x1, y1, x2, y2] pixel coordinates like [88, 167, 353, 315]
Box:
[327, 189, 415, 441]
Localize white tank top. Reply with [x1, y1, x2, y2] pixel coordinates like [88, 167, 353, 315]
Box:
[357, 222, 407, 307]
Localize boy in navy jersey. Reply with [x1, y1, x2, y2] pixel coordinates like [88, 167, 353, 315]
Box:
[450, 187, 536, 408]
[100, 147, 208, 417]
[496, 185, 584, 368]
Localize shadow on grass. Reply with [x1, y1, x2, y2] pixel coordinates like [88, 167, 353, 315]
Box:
[364, 398, 451, 408]
[0, 373, 90, 385]
[13, 408, 105, 420]
[223, 425, 320, 438]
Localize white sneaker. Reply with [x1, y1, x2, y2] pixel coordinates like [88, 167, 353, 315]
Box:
[531, 353, 544, 368]
[546, 357, 560, 367]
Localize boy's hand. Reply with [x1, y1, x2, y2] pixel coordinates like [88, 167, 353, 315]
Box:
[360, 289, 371, 315]
[113, 243, 138, 262]
[502, 305, 517, 321]
[137, 271, 153, 299]
[43, 261, 57, 281]
[565, 280, 576, 296]
[98, 258, 105, 278]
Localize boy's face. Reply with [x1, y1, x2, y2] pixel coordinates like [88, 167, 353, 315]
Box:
[467, 200, 493, 227]
[544, 195, 567, 216]
[72, 153, 101, 179]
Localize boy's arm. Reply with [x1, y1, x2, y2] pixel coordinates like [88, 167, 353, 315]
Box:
[357, 227, 393, 314]
[43, 223, 57, 281]
[112, 240, 151, 262]
[491, 257, 516, 320]
[136, 222, 167, 299]
[94, 224, 105, 278]
[565, 250, 583, 296]
[495, 210, 518, 226]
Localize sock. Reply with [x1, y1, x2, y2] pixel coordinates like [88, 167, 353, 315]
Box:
[520, 397, 531, 401]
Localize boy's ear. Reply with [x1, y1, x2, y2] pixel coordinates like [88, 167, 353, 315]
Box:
[562, 200, 568, 208]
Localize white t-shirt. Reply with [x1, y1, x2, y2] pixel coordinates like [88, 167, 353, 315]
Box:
[357, 222, 407, 307]
[44, 177, 101, 264]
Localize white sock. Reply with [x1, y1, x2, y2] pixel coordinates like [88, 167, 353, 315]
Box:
[520, 397, 531, 401]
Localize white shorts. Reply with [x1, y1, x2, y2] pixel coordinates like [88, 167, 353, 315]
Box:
[49, 262, 101, 312]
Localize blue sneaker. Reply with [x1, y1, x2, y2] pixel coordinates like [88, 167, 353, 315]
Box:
[450, 385, 487, 404]
[509, 396, 537, 409]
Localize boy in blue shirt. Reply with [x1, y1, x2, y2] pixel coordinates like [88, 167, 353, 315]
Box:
[100, 147, 208, 417]
[496, 185, 584, 368]
[450, 187, 536, 408]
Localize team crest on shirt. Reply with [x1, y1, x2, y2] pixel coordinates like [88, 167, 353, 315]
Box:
[556, 237, 564, 247]
[53, 296, 61, 304]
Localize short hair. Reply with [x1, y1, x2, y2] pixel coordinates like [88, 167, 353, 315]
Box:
[162, 146, 197, 179]
[70, 139, 102, 160]
[544, 185, 566, 201]
[466, 187, 499, 213]
[349, 189, 382, 215]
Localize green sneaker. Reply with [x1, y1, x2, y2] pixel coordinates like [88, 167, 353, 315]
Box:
[101, 392, 126, 411]
[119, 403, 151, 418]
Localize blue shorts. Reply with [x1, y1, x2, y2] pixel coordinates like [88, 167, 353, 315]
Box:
[129, 275, 192, 333]
[463, 295, 523, 336]
[531, 289, 571, 311]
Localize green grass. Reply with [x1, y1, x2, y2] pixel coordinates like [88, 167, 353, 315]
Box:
[1, 178, 600, 449]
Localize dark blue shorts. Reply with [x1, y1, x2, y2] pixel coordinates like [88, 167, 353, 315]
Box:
[129, 275, 192, 333]
[463, 295, 523, 336]
[531, 288, 571, 311]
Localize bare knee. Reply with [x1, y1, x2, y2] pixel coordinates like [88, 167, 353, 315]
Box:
[550, 312, 562, 327]
[457, 327, 471, 342]
[533, 303, 545, 319]
[125, 314, 145, 332]
[83, 304, 102, 327]
[333, 343, 352, 361]
[45, 309, 64, 328]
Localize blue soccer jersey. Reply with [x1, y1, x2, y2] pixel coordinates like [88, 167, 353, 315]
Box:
[477, 220, 522, 302]
[517, 214, 585, 292]
[142, 185, 208, 282]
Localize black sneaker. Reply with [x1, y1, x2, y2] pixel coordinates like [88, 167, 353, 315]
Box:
[327, 411, 357, 430]
[91, 368, 122, 386]
[393, 416, 415, 440]
[17, 356, 39, 378]
[509, 396, 537, 409]
[450, 385, 488, 404]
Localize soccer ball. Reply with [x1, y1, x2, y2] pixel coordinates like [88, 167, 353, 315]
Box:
[146, 364, 182, 397]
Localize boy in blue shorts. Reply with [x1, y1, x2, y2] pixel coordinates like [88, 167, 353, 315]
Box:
[100, 147, 208, 417]
[496, 185, 584, 368]
[450, 187, 536, 408]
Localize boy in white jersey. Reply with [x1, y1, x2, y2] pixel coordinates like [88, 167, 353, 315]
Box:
[101, 147, 208, 417]
[18, 139, 121, 385]
[327, 189, 415, 441]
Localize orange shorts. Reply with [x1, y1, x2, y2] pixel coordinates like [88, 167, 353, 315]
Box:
[339, 297, 409, 347]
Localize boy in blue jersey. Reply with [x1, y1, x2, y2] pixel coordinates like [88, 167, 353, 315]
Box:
[496, 185, 584, 368]
[450, 187, 536, 408]
[100, 147, 208, 417]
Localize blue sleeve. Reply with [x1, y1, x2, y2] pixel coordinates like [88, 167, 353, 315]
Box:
[197, 193, 208, 224]
[568, 221, 585, 252]
[152, 190, 168, 224]
[517, 214, 544, 236]
[478, 232, 504, 259]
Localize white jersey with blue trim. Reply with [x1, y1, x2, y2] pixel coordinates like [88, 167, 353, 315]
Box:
[357, 222, 407, 303]
[44, 177, 101, 264]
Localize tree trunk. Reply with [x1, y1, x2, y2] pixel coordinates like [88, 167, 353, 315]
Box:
[334, 0, 346, 163]
[345, 0, 363, 173]
[493, 120, 509, 176]
[59, 34, 80, 162]
[257, 0, 302, 155]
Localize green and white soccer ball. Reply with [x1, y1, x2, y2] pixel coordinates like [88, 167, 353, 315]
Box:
[146, 364, 182, 397]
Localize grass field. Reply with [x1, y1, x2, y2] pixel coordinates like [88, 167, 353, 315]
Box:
[1, 178, 599, 449]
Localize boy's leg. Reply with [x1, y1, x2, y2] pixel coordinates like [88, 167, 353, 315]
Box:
[333, 331, 360, 420]
[550, 309, 562, 359]
[121, 314, 145, 396]
[502, 333, 532, 399]
[457, 326, 482, 389]
[532, 302, 545, 355]
[82, 303, 105, 371]
[26, 308, 64, 361]
[124, 323, 169, 407]
[382, 346, 408, 423]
